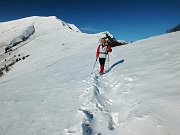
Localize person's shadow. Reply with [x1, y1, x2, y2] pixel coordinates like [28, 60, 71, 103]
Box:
[105, 59, 124, 74]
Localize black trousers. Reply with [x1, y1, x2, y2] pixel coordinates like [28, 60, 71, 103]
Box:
[99, 58, 106, 66]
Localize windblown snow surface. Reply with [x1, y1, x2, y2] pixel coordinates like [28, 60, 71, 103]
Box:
[0, 16, 180, 135]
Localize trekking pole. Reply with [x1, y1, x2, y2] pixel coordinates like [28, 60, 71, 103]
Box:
[108, 53, 110, 68]
[91, 58, 98, 74]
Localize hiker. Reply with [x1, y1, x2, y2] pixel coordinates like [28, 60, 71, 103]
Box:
[96, 38, 112, 74]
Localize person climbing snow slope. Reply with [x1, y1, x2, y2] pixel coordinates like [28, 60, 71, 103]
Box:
[96, 38, 112, 74]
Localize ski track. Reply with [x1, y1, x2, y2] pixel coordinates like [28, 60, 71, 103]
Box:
[63, 59, 167, 135]
[64, 63, 138, 135]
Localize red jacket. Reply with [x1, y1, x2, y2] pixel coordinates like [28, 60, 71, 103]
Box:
[96, 44, 112, 58]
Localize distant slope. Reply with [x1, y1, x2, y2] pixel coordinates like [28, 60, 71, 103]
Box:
[0, 16, 81, 53]
[0, 16, 106, 76]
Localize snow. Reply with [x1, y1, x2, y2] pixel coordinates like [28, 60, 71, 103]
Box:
[117, 40, 128, 44]
[0, 16, 180, 135]
[9, 25, 35, 47]
[0, 17, 37, 52]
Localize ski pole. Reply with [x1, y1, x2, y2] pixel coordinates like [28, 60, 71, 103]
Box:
[91, 58, 98, 74]
[108, 53, 110, 68]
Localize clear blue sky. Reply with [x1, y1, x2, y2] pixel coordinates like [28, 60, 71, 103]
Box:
[0, 0, 179, 41]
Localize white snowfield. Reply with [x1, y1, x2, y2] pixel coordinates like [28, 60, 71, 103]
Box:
[0, 16, 180, 135]
[9, 25, 35, 48]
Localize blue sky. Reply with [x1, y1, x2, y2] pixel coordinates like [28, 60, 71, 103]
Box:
[0, 0, 179, 41]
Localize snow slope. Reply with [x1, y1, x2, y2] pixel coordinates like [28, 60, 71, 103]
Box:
[0, 16, 180, 135]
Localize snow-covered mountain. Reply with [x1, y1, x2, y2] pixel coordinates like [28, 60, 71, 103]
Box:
[0, 16, 180, 135]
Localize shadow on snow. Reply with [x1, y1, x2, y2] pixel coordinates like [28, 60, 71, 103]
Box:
[105, 59, 124, 74]
[81, 110, 93, 135]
